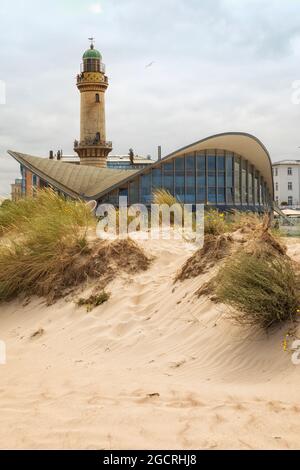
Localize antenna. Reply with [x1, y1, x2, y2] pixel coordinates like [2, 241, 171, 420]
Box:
[88, 37, 95, 49]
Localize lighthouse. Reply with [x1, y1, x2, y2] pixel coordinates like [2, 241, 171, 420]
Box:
[74, 39, 112, 167]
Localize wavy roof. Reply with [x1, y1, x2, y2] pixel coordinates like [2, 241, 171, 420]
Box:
[8, 151, 138, 200]
[8, 132, 274, 201]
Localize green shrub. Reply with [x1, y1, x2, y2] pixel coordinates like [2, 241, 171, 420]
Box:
[216, 252, 299, 329]
[204, 209, 226, 235]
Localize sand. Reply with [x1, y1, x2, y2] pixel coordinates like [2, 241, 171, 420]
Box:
[0, 236, 300, 450]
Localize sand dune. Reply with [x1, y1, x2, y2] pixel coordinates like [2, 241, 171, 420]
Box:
[0, 236, 300, 450]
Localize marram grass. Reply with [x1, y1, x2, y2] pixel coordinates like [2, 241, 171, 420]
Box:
[0, 189, 95, 302]
[216, 251, 299, 329]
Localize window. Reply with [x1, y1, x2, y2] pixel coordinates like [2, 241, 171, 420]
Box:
[234, 155, 241, 204]
[288, 167, 292, 176]
[254, 172, 259, 205]
[241, 159, 247, 205]
[207, 151, 216, 204]
[275, 168, 278, 176]
[275, 182, 279, 191]
[196, 152, 206, 203]
[275, 196, 279, 204]
[32, 174, 37, 187]
[288, 196, 293, 206]
[95, 93, 100, 103]
[248, 165, 254, 205]
[226, 153, 234, 204]
[288, 182, 293, 191]
[175, 157, 185, 202]
[217, 151, 225, 204]
[152, 167, 162, 190]
[108, 189, 119, 205]
[163, 162, 174, 195]
[84, 58, 100, 72]
[185, 154, 195, 204]
[141, 173, 152, 204]
[129, 179, 139, 204]
[259, 178, 263, 206]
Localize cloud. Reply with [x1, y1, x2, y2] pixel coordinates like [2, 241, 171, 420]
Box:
[89, 3, 102, 14]
[1, 0, 300, 196]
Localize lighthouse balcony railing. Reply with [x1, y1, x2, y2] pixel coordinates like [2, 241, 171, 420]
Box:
[80, 62, 106, 74]
[74, 139, 112, 149]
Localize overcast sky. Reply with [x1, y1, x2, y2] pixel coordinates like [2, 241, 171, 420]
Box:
[1, 0, 300, 197]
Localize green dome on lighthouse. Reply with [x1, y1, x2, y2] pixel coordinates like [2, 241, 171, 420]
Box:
[83, 44, 102, 60]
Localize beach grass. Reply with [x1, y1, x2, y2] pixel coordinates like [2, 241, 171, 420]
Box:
[0, 189, 95, 302]
[216, 251, 299, 329]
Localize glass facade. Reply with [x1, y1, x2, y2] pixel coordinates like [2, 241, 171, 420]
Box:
[163, 162, 174, 195]
[129, 179, 139, 204]
[152, 167, 162, 190]
[104, 149, 272, 210]
[196, 152, 206, 203]
[175, 157, 185, 202]
[226, 153, 234, 205]
[186, 154, 195, 203]
[217, 150, 225, 204]
[141, 172, 151, 205]
[234, 155, 241, 204]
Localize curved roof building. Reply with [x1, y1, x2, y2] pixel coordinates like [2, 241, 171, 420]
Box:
[8, 44, 274, 211]
[8, 131, 274, 211]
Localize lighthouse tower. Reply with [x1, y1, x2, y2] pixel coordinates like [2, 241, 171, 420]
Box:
[74, 40, 112, 167]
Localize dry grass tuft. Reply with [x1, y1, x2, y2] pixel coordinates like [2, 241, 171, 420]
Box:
[225, 211, 262, 233]
[77, 291, 110, 312]
[196, 277, 219, 299]
[215, 252, 299, 329]
[0, 190, 152, 304]
[178, 210, 299, 329]
[244, 215, 287, 258]
[152, 189, 178, 206]
[175, 234, 233, 282]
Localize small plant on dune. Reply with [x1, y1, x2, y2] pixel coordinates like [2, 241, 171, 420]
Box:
[152, 189, 178, 206]
[0, 189, 95, 302]
[225, 211, 261, 233]
[0, 189, 94, 237]
[0, 197, 39, 235]
[204, 209, 226, 235]
[0, 190, 151, 303]
[77, 291, 110, 312]
[215, 251, 299, 329]
[152, 189, 184, 227]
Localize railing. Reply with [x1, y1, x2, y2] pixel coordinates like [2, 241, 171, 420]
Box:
[74, 139, 112, 148]
[80, 62, 106, 74]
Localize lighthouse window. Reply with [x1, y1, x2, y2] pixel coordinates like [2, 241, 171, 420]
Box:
[96, 93, 100, 103]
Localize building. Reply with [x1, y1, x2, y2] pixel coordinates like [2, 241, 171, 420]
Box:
[73, 39, 112, 167]
[273, 160, 300, 208]
[8, 42, 274, 212]
[107, 155, 153, 170]
[49, 153, 154, 169]
[11, 178, 23, 202]
[9, 132, 273, 211]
